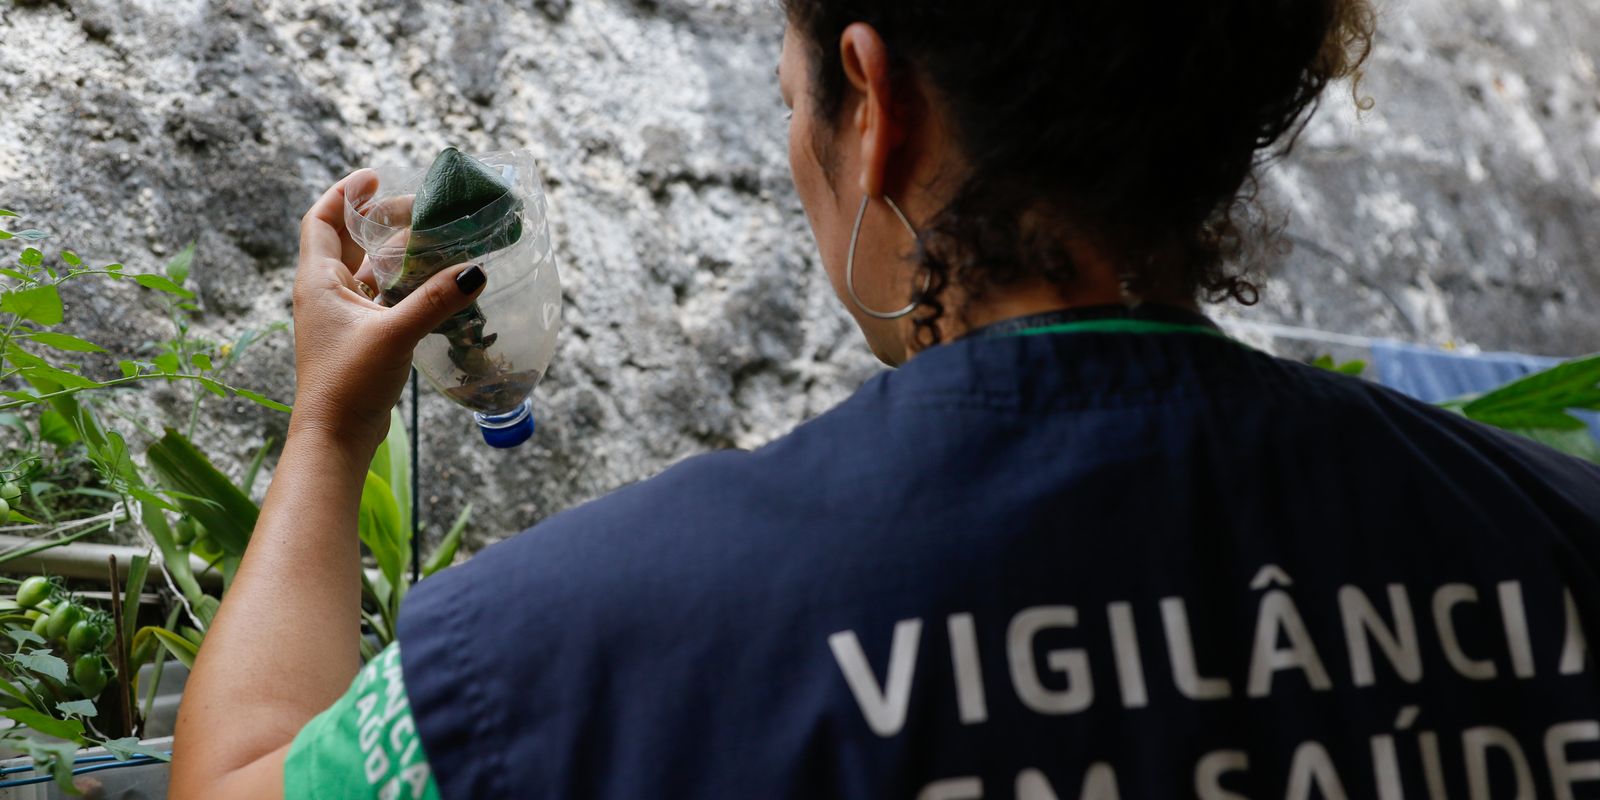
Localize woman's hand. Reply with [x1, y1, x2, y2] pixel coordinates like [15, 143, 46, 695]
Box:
[173, 170, 488, 800]
[289, 170, 486, 458]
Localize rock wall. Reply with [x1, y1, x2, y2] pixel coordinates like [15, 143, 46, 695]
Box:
[0, 0, 1596, 549]
[1246, 0, 1600, 361]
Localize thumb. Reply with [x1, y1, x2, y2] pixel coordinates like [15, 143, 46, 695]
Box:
[385, 265, 487, 344]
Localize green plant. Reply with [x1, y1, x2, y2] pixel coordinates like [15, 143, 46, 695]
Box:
[359, 408, 472, 657]
[1310, 355, 1367, 376]
[0, 565, 165, 788]
[0, 209, 296, 791]
[1313, 351, 1600, 464]
[1440, 353, 1600, 464]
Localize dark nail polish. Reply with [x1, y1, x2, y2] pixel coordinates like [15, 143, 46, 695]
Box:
[456, 265, 487, 295]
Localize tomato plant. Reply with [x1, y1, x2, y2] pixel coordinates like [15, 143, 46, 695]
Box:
[0, 213, 291, 792]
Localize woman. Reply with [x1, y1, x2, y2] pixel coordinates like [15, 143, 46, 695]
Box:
[174, 1, 1600, 798]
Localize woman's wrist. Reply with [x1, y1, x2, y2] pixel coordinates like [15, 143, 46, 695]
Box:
[285, 410, 381, 475]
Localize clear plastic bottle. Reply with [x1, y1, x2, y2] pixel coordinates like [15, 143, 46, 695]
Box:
[344, 149, 561, 448]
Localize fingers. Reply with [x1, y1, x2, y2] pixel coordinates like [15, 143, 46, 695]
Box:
[381, 265, 487, 348]
[299, 170, 372, 280]
[339, 171, 381, 273]
[352, 260, 379, 301]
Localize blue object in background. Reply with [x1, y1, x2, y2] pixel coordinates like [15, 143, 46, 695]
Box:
[1372, 340, 1600, 444]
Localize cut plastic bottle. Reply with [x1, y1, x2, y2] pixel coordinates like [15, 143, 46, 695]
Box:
[345, 149, 561, 449]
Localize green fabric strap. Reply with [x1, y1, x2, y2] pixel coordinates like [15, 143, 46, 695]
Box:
[1003, 318, 1232, 340]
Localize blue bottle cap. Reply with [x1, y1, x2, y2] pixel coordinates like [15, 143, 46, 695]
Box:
[475, 400, 536, 449]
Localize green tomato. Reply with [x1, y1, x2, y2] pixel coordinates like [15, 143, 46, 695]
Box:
[46, 603, 82, 641]
[72, 655, 109, 697]
[30, 613, 50, 637]
[67, 619, 103, 655]
[15, 576, 51, 609]
[0, 482, 20, 501]
[0, 497, 11, 525]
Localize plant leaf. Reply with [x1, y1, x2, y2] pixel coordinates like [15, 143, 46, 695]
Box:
[221, 321, 289, 369]
[1470, 408, 1590, 431]
[18, 248, 43, 268]
[164, 243, 195, 284]
[197, 376, 227, 397]
[14, 230, 49, 242]
[134, 273, 195, 299]
[146, 428, 258, 557]
[194, 594, 220, 627]
[6, 629, 45, 647]
[15, 737, 80, 791]
[27, 332, 106, 353]
[423, 503, 472, 578]
[241, 437, 275, 498]
[0, 674, 35, 707]
[38, 409, 80, 447]
[127, 486, 179, 513]
[123, 552, 150, 650]
[60, 250, 82, 267]
[1507, 427, 1600, 464]
[1, 708, 82, 740]
[1, 285, 63, 325]
[371, 408, 412, 535]
[12, 650, 68, 684]
[235, 388, 292, 413]
[0, 209, 16, 217]
[101, 737, 171, 761]
[56, 699, 97, 718]
[358, 471, 407, 591]
[1461, 354, 1600, 432]
[132, 626, 198, 669]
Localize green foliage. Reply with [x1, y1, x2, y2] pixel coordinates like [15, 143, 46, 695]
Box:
[0, 211, 475, 786]
[146, 429, 258, 557]
[424, 503, 473, 580]
[359, 409, 473, 651]
[130, 626, 197, 670]
[360, 471, 407, 592]
[1457, 354, 1600, 432]
[1446, 354, 1600, 464]
[0, 577, 165, 794]
[1317, 351, 1600, 463]
[0, 215, 280, 791]
[1310, 354, 1368, 377]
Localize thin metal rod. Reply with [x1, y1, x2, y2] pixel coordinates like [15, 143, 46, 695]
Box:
[410, 368, 421, 585]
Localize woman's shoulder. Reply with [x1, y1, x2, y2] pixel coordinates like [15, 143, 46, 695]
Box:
[402, 388, 885, 598]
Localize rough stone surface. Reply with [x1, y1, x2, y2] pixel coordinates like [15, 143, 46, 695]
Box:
[0, 0, 1596, 549]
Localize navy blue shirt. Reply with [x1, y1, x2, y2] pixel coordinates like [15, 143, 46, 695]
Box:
[399, 323, 1600, 799]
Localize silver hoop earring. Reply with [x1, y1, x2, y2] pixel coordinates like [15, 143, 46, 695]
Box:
[846, 194, 925, 321]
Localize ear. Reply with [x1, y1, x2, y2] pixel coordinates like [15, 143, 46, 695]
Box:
[838, 23, 903, 199]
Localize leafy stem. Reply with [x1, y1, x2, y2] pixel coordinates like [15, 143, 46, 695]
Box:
[0, 373, 289, 413]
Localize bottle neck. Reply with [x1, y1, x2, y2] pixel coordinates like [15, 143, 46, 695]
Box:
[474, 400, 532, 429]
[475, 399, 537, 449]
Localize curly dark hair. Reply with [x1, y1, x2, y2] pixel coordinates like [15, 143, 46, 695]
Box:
[782, 0, 1375, 345]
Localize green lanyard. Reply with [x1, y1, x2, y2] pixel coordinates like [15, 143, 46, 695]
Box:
[1001, 318, 1233, 341]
